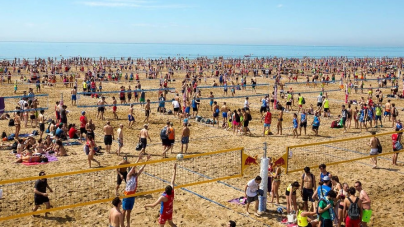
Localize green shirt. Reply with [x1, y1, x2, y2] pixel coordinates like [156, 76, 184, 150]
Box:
[376, 107, 382, 116]
[298, 96, 303, 105]
[319, 199, 334, 220]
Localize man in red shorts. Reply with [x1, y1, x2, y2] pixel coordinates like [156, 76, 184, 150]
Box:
[145, 163, 177, 226]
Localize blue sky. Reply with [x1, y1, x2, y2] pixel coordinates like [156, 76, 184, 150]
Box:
[1, 0, 403, 46]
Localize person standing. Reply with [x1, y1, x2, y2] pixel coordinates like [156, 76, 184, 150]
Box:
[262, 109, 272, 136]
[33, 171, 53, 217]
[355, 181, 372, 227]
[221, 102, 229, 128]
[318, 190, 337, 227]
[38, 110, 46, 139]
[212, 101, 220, 128]
[112, 97, 118, 120]
[312, 112, 320, 136]
[139, 124, 152, 155]
[181, 123, 190, 154]
[144, 99, 151, 123]
[116, 155, 130, 196]
[85, 119, 95, 140]
[299, 109, 307, 136]
[245, 176, 262, 216]
[341, 105, 348, 132]
[79, 111, 87, 140]
[161, 122, 171, 158]
[116, 124, 124, 156]
[109, 197, 124, 227]
[71, 86, 77, 106]
[343, 187, 363, 227]
[103, 121, 114, 154]
[301, 167, 315, 211]
[145, 163, 177, 227]
[128, 104, 135, 129]
[122, 154, 151, 227]
[97, 97, 107, 120]
[168, 122, 175, 154]
[368, 131, 379, 169]
[86, 135, 101, 168]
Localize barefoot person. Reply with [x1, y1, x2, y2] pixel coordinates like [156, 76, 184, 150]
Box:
[86, 135, 100, 168]
[122, 154, 151, 227]
[144, 99, 151, 123]
[109, 197, 124, 227]
[139, 124, 152, 155]
[181, 123, 190, 154]
[301, 167, 315, 211]
[116, 155, 129, 196]
[103, 121, 114, 154]
[32, 171, 53, 217]
[245, 176, 262, 216]
[355, 181, 372, 227]
[145, 163, 178, 227]
[116, 124, 124, 156]
[128, 104, 135, 129]
[368, 131, 379, 169]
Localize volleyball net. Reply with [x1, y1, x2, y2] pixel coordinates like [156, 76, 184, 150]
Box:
[285, 130, 404, 174]
[1, 94, 49, 114]
[0, 147, 247, 221]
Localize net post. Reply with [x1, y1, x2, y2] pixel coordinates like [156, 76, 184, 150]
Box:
[258, 142, 269, 213]
[285, 146, 289, 174]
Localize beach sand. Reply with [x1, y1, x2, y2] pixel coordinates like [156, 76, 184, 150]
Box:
[0, 66, 403, 227]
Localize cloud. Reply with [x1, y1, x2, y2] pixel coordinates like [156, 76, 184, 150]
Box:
[78, 0, 193, 9]
[277, 4, 283, 8]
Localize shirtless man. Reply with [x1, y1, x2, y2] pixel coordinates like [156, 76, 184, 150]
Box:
[71, 86, 77, 106]
[300, 167, 315, 211]
[112, 97, 118, 120]
[144, 99, 151, 123]
[384, 100, 391, 122]
[212, 101, 220, 128]
[368, 131, 379, 168]
[116, 155, 130, 196]
[277, 107, 283, 135]
[97, 97, 107, 120]
[128, 104, 135, 129]
[38, 110, 46, 139]
[116, 124, 124, 156]
[139, 124, 152, 155]
[103, 121, 114, 154]
[355, 181, 372, 227]
[109, 197, 124, 227]
[221, 102, 229, 128]
[181, 123, 190, 154]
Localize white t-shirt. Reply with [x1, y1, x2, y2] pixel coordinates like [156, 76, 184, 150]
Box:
[172, 100, 180, 108]
[244, 100, 249, 108]
[246, 179, 259, 197]
[317, 95, 323, 103]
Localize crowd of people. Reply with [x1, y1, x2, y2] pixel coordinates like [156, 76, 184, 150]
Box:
[1, 56, 403, 227]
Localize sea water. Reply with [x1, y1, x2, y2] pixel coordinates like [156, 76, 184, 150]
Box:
[0, 42, 403, 60]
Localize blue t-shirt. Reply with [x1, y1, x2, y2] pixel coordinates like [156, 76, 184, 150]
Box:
[301, 113, 306, 122]
[317, 185, 331, 200]
[293, 118, 298, 128]
[192, 99, 197, 108]
[55, 128, 63, 137]
[262, 99, 267, 107]
[313, 116, 320, 126]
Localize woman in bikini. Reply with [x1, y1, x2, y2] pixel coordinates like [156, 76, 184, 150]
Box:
[337, 182, 349, 227]
[271, 163, 281, 204]
[55, 140, 67, 156]
[86, 135, 100, 168]
[34, 138, 45, 154]
[331, 176, 343, 223]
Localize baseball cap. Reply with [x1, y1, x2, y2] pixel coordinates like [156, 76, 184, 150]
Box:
[82, 111, 86, 115]
[322, 176, 330, 181]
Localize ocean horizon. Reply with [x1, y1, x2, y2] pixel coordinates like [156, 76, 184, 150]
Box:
[1, 42, 403, 60]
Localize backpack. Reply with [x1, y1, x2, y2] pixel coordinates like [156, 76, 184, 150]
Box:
[394, 107, 399, 116]
[331, 121, 338, 128]
[302, 97, 306, 104]
[11, 141, 18, 150]
[32, 130, 39, 136]
[347, 197, 361, 220]
[45, 123, 51, 133]
[8, 119, 15, 127]
[248, 113, 252, 121]
[160, 127, 168, 140]
[1, 131, 6, 139]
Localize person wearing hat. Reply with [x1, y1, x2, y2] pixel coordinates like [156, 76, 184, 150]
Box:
[313, 175, 332, 201]
[138, 124, 152, 155]
[79, 111, 87, 140]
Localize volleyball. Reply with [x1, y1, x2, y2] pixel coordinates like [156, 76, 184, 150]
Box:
[176, 154, 184, 161]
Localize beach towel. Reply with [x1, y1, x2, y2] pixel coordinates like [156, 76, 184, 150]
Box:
[228, 197, 246, 205]
[18, 134, 31, 138]
[63, 141, 82, 146]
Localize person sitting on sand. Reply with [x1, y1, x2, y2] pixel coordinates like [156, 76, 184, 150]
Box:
[16, 139, 25, 154]
[54, 140, 67, 156]
[33, 138, 45, 154]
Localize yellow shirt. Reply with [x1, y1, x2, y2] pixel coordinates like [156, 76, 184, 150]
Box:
[297, 210, 309, 227]
[323, 99, 329, 108]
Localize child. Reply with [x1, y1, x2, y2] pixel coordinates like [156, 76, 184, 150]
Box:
[293, 113, 298, 138]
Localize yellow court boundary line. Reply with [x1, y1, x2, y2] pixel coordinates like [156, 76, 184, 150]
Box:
[0, 147, 244, 185]
[287, 150, 404, 174]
